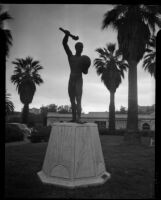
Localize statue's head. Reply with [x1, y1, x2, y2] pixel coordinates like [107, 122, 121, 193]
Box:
[75, 42, 83, 55]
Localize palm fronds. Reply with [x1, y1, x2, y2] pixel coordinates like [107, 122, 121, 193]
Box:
[143, 35, 156, 78]
[11, 56, 44, 91]
[94, 43, 128, 92]
[0, 5, 12, 58]
[6, 92, 14, 115]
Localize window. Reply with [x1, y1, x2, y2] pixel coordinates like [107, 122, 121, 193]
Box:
[142, 123, 150, 130]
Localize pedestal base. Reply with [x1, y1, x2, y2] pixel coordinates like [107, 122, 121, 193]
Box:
[37, 122, 110, 188]
[38, 171, 110, 188]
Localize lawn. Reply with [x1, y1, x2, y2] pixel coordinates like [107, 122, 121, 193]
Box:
[5, 136, 155, 199]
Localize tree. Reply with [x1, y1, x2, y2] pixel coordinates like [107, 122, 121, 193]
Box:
[0, 5, 12, 69]
[102, 5, 161, 142]
[6, 92, 14, 115]
[143, 36, 156, 78]
[57, 105, 72, 114]
[120, 106, 127, 114]
[40, 105, 48, 126]
[40, 104, 72, 125]
[11, 56, 44, 124]
[48, 104, 58, 112]
[94, 43, 128, 131]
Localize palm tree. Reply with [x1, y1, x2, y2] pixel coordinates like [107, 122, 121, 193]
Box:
[11, 56, 44, 124]
[94, 43, 128, 131]
[102, 5, 161, 142]
[143, 36, 156, 78]
[6, 91, 14, 115]
[0, 5, 12, 68]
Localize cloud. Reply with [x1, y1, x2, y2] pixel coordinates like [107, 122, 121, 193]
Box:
[6, 4, 155, 112]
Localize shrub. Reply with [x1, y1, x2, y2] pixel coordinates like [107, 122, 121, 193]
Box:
[5, 124, 24, 143]
[98, 128, 155, 137]
[141, 130, 155, 137]
[98, 128, 108, 135]
[29, 126, 51, 143]
[98, 128, 126, 135]
[7, 116, 21, 123]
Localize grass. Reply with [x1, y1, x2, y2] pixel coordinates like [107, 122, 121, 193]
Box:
[5, 136, 155, 199]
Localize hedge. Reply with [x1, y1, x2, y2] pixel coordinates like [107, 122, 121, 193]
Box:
[98, 128, 155, 137]
[98, 128, 126, 135]
[28, 126, 154, 143]
[29, 126, 51, 143]
[5, 125, 24, 143]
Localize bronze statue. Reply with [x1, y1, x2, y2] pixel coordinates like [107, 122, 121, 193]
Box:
[60, 27, 91, 123]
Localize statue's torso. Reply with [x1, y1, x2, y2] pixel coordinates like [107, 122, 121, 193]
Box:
[68, 55, 82, 75]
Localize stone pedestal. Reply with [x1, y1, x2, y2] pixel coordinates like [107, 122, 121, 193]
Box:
[37, 122, 110, 188]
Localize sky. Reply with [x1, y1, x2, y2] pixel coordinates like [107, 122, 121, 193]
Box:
[5, 4, 156, 113]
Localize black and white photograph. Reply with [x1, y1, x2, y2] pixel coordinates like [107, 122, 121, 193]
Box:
[4, 3, 158, 199]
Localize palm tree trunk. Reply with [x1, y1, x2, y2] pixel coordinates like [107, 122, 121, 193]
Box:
[127, 60, 138, 130]
[125, 60, 141, 144]
[22, 104, 29, 124]
[109, 92, 115, 132]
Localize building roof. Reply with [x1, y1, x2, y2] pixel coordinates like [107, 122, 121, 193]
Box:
[47, 112, 155, 119]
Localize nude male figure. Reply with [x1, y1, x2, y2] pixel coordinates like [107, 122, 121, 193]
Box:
[62, 30, 84, 123]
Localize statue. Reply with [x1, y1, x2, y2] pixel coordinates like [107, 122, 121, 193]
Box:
[38, 31, 110, 187]
[60, 27, 91, 123]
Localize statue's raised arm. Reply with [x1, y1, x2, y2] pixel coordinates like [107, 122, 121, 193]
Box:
[60, 29, 72, 58]
[59, 27, 79, 40]
[60, 27, 79, 58]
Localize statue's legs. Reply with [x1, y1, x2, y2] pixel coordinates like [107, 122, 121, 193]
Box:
[76, 96, 81, 122]
[68, 75, 83, 123]
[71, 99, 77, 122]
[76, 77, 83, 122]
[68, 78, 77, 122]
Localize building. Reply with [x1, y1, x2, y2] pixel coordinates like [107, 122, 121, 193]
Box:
[47, 112, 155, 131]
[138, 104, 155, 114]
[29, 108, 41, 115]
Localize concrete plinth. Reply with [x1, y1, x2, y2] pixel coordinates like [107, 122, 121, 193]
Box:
[37, 122, 110, 188]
